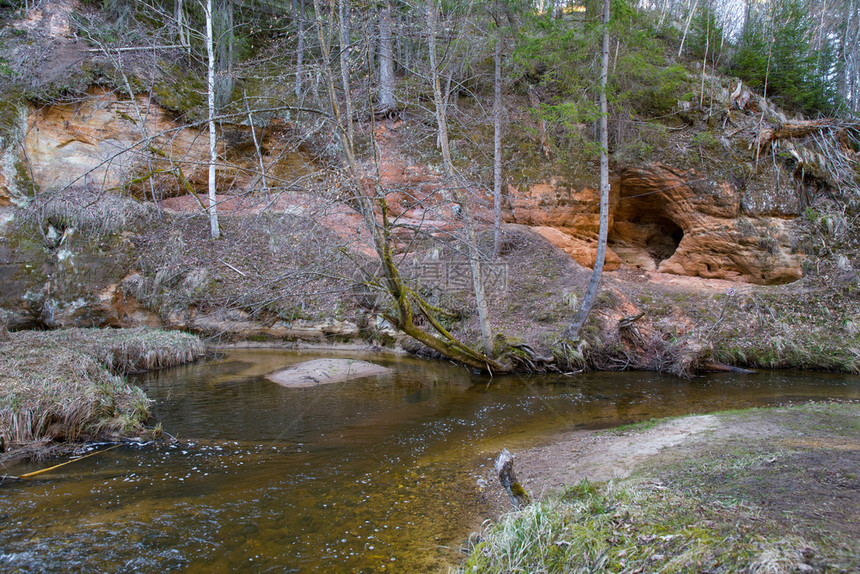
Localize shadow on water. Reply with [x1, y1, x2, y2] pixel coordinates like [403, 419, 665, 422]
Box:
[2, 348, 858, 572]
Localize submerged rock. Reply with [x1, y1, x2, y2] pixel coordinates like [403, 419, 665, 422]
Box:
[266, 358, 391, 387]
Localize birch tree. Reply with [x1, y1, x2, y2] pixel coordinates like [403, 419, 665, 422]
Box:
[204, 0, 220, 239]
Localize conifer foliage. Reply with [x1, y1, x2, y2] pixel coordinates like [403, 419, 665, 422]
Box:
[730, 0, 839, 115]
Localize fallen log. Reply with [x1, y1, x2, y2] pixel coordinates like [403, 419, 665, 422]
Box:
[755, 119, 859, 153]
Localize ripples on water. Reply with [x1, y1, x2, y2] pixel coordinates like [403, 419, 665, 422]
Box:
[2, 349, 858, 572]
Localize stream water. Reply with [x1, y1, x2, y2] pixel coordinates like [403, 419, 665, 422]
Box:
[2, 349, 859, 573]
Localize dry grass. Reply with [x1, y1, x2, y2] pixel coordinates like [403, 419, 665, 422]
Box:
[0, 328, 204, 453]
[17, 187, 155, 237]
[13, 327, 206, 374]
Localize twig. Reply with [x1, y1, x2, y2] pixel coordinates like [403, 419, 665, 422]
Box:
[220, 260, 247, 277]
[86, 45, 189, 52]
[14, 443, 122, 480]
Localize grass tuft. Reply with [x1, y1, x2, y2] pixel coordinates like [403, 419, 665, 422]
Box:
[0, 328, 204, 453]
[461, 480, 821, 574]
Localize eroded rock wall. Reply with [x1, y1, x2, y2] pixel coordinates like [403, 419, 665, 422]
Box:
[19, 87, 317, 200]
[507, 165, 804, 285]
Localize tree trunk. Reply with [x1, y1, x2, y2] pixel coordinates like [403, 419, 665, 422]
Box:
[395, 11, 404, 72]
[295, 0, 305, 99]
[427, 2, 452, 188]
[338, 0, 354, 146]
[564, 0, 610, 341]
[658, 0, 670, 27]
[527, 85, 551, 159]
[175, 0, 190, 51]
[699, 12, 709, 108]
[377, 3, 396, 113]
[244, 89, 268, 200]
[205, 0, 220, 239]
[214, 0, 235, 110]
[427, 0, 493, 357]
[678, 0, 698, 56]
[495, 449, 530, 509]
[493, 18, 503, 259]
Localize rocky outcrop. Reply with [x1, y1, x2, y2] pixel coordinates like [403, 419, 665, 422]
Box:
[0, 222, 372, 338]
[13, 88, 806, 287]
[164, 306, 364, 341]
[2, 91, 807, 343]
[508, 165, 804, 285]
[0, 215, 138, 329]
[20, 87, 316, 199]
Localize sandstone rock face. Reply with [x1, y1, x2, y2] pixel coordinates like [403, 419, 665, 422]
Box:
[0, 102, 28, 207]
[507, 165, 804, 285]
[532, 225, 622, 271]
[22, 87, 315, 198]
[6, 92, 807, 342]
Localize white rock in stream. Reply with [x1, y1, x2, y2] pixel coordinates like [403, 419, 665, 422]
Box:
[265, 359, 391, 387]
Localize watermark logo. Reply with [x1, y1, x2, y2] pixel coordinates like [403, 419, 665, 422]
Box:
[412, 261, 509, 296]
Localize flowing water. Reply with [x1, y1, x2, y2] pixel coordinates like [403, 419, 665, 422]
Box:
[2, 349, 859, 573]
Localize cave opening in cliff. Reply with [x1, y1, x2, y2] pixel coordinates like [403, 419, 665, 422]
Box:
[609, 195, 684, 271]
[644, 216, 683, 262]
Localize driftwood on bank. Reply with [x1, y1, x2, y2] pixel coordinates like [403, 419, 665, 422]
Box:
[495, 448, 531, 509]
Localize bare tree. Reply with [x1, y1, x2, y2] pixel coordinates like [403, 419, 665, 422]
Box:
[295, 0, 306, 99]
[563, 0, 610, 341]
[678, 0, 699, 56]
[427, 0, 494, 356]
[175, 0, 191, 51]
[308, 0, 506, 370]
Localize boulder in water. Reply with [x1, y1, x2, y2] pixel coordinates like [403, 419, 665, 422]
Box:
[266, 358, 391, 387]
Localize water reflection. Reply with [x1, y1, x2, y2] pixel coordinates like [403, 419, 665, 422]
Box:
[1, 349, 858, 573]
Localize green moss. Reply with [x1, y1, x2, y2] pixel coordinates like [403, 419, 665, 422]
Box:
[0, 94, 24, 143]
[13, 158, 36, 198]
[691, 130, 721, 150]
[152, 65, 205, 118]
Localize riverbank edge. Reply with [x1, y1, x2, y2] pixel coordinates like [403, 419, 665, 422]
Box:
[0, 327, 206, 465]
[209, 340, 409, 355]
[465, 402, 860, 573]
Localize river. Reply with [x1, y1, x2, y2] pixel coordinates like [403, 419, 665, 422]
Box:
[2, 349, 858, 573]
